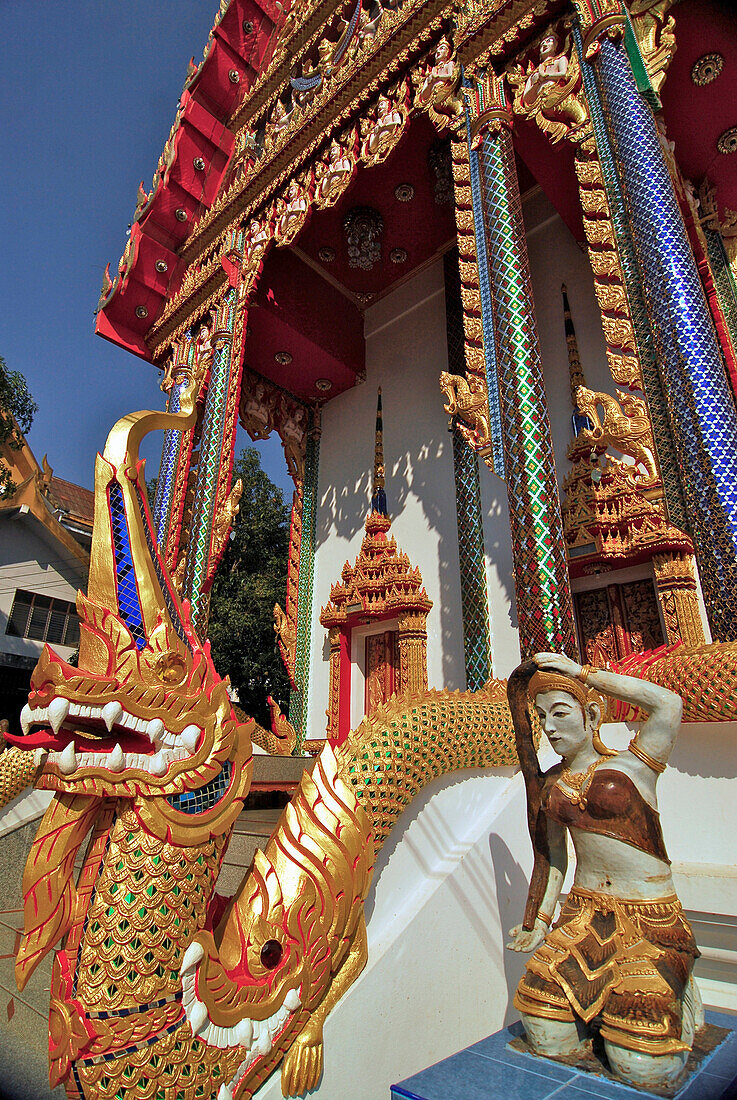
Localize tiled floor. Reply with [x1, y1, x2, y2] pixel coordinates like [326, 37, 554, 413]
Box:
[392, 1017, 737, 1100]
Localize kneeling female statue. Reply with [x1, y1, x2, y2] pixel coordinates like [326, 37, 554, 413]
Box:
[507, 653, 702, 1092]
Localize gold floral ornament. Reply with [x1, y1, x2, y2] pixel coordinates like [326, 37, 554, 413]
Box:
[314, 133, 359, 209]
[360, 80, 410, 167]
[439, 369, 492, 450]
[574, 385, 659, 486]
[507, 29, 588, 145]
[629, 0, 677, 96]
[413, 36, 464, 132]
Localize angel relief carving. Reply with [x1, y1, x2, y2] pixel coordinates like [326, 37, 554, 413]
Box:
[315, 135, 357, 209]
[360, 84, 409, 167]
[275, 176, 311, 246]
[413, 37, 464, 131]
[507, 30, 588, 144]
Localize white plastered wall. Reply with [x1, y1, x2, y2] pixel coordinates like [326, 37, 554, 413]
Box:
[306, 258, 518, 735]
[0, 514, 86, 665]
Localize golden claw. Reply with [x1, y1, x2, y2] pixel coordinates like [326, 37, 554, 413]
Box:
[281, 1021, 324, 1097]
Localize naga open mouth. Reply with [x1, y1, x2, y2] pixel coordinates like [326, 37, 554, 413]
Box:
[7, 697, 203, 778]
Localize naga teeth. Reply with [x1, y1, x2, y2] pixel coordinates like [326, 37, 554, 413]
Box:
[20, 704, 33, 735]
[102, 701, 123, 732]
[180, 941, 204, 976]
[235, 1018, 253, 1047]
[188, 1001, 208, 1036]
[283, 988, 301, 1011]
[217, 1085, 234, 1100]
[146, 718, 165, 746]
[33, 747, 49, 769]
[108, 743, 124, 772]
[58, 742, 78, 776]
[149, 752, 168, 777]
[252, 1028, 272, 1057]
[48, 698, 70, 735]
[181, 725, 200, 755]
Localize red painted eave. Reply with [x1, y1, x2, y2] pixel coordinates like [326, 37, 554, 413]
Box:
[96, 0, 289, 363]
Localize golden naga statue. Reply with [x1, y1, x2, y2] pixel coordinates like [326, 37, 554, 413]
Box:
[3, 385, 737, 1098]
[574, 384, 659, 485]
[507, 654, 702, 1092]
[439, 369, 491, 446]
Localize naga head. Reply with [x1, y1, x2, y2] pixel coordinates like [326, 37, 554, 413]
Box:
[8, 374, 253, 832]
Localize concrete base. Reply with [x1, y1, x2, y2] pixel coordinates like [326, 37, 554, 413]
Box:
[392, 1014, 737, 1100]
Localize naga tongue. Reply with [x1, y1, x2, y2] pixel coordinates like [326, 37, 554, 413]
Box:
[5, 729, 67, 750]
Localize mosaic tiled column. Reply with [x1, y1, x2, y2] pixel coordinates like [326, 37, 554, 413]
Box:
[572, 21, 688, 530]
[469, 76, 576, 659]
[153, 337, 193, 553]
[182, 286, 241, 636]
[443, 249, 492, 688]
[594, 37, 737, 641]
[288, 415, 320, 749]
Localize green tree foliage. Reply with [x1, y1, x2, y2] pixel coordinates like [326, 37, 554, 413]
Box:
[0, 355, 38, 498]
[207, 448, 291, 729]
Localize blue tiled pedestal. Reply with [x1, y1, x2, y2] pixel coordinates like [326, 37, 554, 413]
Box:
[391, 1013, 737, 1100]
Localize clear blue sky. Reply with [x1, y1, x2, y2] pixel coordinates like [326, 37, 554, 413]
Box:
[1, 1, 292, 498]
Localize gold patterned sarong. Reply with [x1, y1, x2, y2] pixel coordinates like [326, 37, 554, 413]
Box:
[514, 888, 699, 1055]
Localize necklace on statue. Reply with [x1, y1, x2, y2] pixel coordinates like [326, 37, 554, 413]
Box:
[558, 757, 603, 810]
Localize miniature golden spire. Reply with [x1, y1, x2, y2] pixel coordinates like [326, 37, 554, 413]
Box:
[371, 387, 388, 516]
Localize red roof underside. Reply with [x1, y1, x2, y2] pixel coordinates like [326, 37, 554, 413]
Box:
[660, 0, 737, 215]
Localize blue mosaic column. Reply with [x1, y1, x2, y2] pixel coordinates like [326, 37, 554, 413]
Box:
[595, 37, 737, 641]
[153, 362, 190, 549]
[471, 79, 576, 659]
[572, 21, 688, 531]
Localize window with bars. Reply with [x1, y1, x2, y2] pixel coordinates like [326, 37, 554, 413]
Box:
[5, 589, 80, 647]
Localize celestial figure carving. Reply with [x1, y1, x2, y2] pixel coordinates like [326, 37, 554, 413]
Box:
[275, 178, 310, 245]
[575, 384, 659, 486]
[414, 36, 464, 129]
[315, 140, 356, 208]
[507, 31, 587, 144]
[439, 370, 491, 446]
[507, 653, 702, 1093]
[522, 32, 570, 106]
[360, 91, 407, 165]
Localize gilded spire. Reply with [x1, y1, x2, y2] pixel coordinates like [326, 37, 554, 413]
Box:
[371, 387, 388, 516]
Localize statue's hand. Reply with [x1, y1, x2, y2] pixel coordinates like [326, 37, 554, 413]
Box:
[507, 919, 548, 953]
[534, 652, 582, 680]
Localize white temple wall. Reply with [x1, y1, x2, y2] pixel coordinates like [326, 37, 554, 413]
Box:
[306, 258, 519, 734]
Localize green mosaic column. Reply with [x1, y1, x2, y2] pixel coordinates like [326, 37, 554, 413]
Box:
[288, 415, 320, 749]
[443, 249, 493, 688]
[183, 286, 239, 636]
[470, 75, 576, 659]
